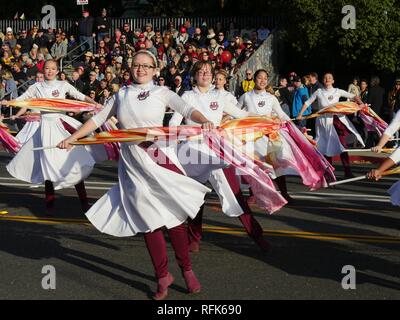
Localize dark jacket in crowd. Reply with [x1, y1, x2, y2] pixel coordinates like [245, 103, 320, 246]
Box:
[95, 16, 112, 33]
[308, 81, 323, 112]
[368, 85, 385, 115]
[69, 79, 85, 93]
[78, 16, 95, 37]
[17, 36, 33, 53]
[84, 80, 100, 95]
[33, 35, 48, 49]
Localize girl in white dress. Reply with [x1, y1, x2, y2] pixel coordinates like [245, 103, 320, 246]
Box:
[297, 73, 365, 177]
[58, 51, 214, 300]
[237, 69, 295, 202]
[170, 61, 272, 253]
[2, 60, 104, 213]
[368, 110, 400, 204]
[13, 72, 44, 144]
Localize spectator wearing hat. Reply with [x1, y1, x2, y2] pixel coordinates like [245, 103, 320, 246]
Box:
[76, 10, 96, 53]
[292, 76, 311, 127]
[17, 30, 33, 54]
[176, 27, 189, 46]
[4, 27, 17, 49]
[144, 23, 155, 41]
[96, 8, 111, 42]
[83, 51, 94, 67]
[241, 39, 254, 62]
[51, 33, 68, 62]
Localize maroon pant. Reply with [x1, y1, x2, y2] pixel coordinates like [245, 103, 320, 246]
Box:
[325, 116, 351, 175]
[45, 119, 89, 207]
[188, 166, 264, 243]
[140, 142, 192, 279]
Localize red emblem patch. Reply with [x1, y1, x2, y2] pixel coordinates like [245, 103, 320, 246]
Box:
[210, 102, 219, 110]
[137, 91, 150, 101]
[52, 90, 60, 97]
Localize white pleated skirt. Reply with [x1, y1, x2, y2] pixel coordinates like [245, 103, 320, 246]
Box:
[176, 140, 243, 217]
[85, 142, 211, 237]
[7, 113, 97, 190]
[316, 114, 364, 156]
[15, 121, 40, 145]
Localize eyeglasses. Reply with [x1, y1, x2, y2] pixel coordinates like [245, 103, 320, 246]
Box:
[159, 79, 165, 81]
[132, 64, 155, 70]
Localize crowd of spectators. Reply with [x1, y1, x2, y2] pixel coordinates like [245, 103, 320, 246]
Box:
[0, 7, 271, 119]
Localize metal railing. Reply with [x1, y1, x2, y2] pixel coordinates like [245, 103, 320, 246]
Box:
[0, 16, 279, 35]
[61, 38, 95, 72]
[1, 77, 34, 117]
[229, 30, 279, 97]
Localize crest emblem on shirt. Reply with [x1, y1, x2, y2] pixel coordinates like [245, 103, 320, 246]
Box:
[52, 90, 60, 97]
[210, 101, 219, 110]
[137, 91, 150, 101]
[328, 95, 334, 101]
[258, 100, 265, 108]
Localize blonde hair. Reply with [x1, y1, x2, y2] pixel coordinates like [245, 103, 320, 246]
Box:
[2, 70, 14, 80]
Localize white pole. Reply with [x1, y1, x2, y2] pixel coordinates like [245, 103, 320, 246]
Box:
[329, 175, 366, 186]
[32, 145, 58, 151]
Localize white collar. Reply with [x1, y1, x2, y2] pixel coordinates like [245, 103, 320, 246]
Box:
[132, 81, 155, 91]
[193, 85, 213, 95]
[44, 79, 57, 85]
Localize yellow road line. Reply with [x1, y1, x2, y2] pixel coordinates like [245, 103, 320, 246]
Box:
[1, 215, 399, 243]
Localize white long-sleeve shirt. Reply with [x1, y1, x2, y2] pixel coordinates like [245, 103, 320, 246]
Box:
[304, 87, 355, 110]
[92, 82, 194, 129]
[16, 79, 87, 114]
[237, 90, 290, 120]
[169, 87, 249, 127]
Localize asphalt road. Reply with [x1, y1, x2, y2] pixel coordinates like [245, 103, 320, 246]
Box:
[0, 151, 399, 300]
